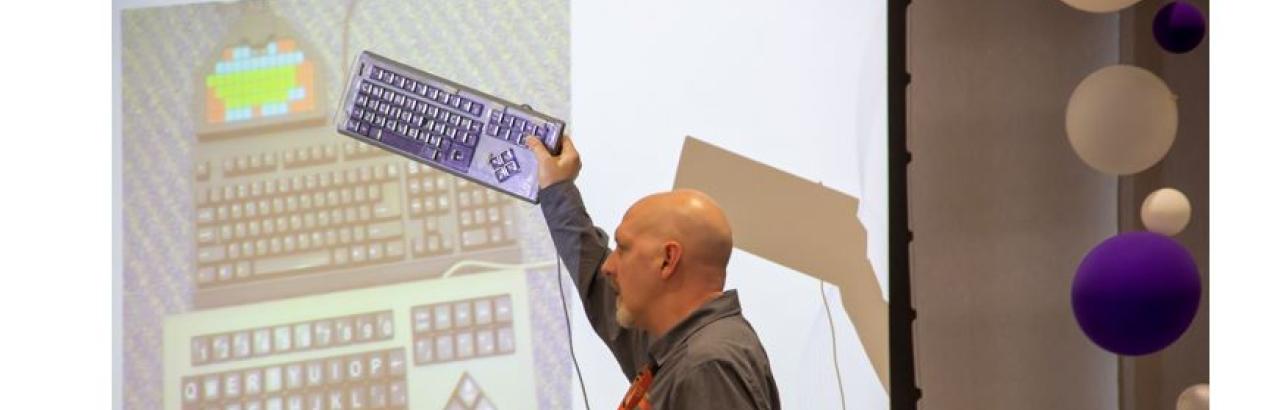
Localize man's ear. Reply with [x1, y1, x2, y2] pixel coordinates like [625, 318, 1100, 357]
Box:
[660, 241, 682, 279]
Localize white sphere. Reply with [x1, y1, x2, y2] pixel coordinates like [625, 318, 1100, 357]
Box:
[1141, 188, 1192, 236]
[1176, 383, 1209, 410]
[1060, 0, 1143, 13]
[1066, 65, 1178, 175]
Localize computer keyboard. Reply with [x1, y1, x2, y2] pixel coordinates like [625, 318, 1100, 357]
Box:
[166, 269, 538, 409]
[336, 51, 564, 204]
[193, 134, 523, 308]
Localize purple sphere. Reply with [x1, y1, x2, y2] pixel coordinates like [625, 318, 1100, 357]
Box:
[1072, 232, 1201, 356]
[1153, 1, 1206, 54]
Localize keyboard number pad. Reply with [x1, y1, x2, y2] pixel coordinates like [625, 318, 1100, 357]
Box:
[486, 110, 553, 148]
[410, 294, 515, 366]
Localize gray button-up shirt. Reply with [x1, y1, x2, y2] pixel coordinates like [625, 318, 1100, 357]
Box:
[540, 181, 781, 409]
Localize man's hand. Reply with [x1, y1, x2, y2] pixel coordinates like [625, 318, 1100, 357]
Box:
[525, 133, 581, 189]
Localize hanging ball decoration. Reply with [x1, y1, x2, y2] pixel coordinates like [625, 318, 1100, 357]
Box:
[1066, 65, 1178, 175]
[1176, 384, 1209, 410]
[1141, 188, 1192, 236]
[1072, 232, 1200, 356]
[1060, 0, 1143, 13]
[1154, 1, 1206, 54]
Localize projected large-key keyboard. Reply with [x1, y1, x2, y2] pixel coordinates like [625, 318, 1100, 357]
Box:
[337, 51, 564, 204]
[166, 268, 537, 410]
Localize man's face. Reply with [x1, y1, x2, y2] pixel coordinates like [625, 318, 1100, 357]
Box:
[602, 210, 663, 330]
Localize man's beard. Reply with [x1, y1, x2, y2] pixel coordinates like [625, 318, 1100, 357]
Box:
[609, 276, 629, 328]
[615, 295, 636, 329]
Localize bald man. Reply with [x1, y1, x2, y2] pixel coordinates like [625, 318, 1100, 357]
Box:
[527, 134, 780, 409]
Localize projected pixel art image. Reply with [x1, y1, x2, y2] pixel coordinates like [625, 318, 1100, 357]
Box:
[204, 39, 316, 124]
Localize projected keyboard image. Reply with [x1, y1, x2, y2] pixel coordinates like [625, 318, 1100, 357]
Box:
[336, 51, 564, 204]
[166, 269, 537, 410]
[193, 137, 524, 307]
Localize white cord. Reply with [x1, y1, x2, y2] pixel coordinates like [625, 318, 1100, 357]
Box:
[438, 259, 557, 278]
[437, 256, 591, 408]
[820, 281, 848, 410]
[556, 257, 592, 410]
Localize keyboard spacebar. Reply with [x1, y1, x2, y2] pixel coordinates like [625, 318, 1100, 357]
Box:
[254, 250, 331, 276]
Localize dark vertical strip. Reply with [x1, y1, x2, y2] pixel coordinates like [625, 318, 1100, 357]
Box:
[888, 0, 921, 409]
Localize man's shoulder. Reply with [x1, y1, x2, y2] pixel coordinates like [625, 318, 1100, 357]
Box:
[680, 314, 768, 367]
[655, 305, 780, 409]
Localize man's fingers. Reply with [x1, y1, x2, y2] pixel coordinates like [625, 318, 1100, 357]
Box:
[524, 134, 551, 159]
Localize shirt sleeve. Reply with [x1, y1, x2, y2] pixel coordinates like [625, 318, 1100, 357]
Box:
[668, 360, 770, 410]
[538, 181, 650, 379]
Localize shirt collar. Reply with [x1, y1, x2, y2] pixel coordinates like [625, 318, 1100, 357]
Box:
[646, 290, 743, 370]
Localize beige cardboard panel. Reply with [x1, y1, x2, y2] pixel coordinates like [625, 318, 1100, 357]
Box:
[673, 136, 889, 391]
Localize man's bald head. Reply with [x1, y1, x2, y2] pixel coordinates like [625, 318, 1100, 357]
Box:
[620, 189, 734, 285]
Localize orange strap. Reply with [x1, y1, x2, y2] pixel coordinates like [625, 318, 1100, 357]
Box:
[618, 365, 655, 410]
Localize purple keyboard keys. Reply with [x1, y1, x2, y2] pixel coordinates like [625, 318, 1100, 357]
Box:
[337, 51, 564, 203]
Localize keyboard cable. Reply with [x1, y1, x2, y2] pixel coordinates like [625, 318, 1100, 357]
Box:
[341, 0, 358, 67]
[556, 256, 593, 410]
[429, 251, 591, 408]
[820, 280, 849, 410]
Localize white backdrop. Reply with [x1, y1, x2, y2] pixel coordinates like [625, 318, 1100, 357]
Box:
[111, 0, 888, 408]
[569, 0, 888, 408]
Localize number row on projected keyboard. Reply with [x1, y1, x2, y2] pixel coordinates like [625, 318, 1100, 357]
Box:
[190, 310, 393, 367]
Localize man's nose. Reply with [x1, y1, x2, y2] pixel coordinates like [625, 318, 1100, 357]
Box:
[602, 252, 616, 278]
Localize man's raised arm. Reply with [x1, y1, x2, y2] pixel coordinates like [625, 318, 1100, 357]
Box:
[527, 134, 649, 379]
